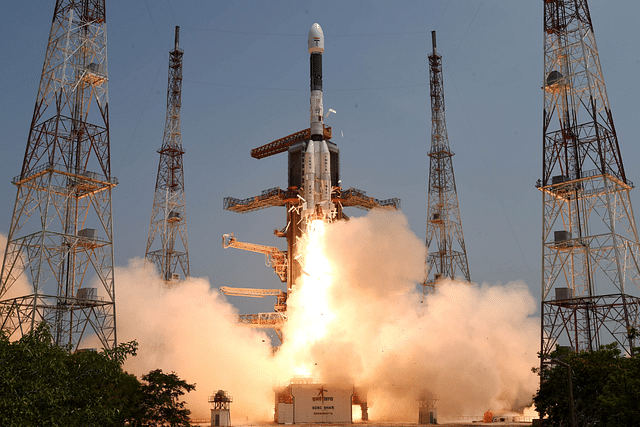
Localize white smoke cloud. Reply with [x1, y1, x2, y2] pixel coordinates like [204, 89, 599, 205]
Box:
[115, 258, 281, 421]
[276, 210, 539, 420]
[1, 208, 540, 421]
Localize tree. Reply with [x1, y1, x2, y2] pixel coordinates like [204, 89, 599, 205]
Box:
[65, 346, 144, 425]
[533, 344, 640, 426]
[0, 323, 196, 426]
[0, 322, 72, 425]
[0, 322, 139, 426]
[135, 369, 196, 427]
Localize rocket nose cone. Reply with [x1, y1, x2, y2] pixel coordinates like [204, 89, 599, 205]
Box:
[308, 23, 324, 53]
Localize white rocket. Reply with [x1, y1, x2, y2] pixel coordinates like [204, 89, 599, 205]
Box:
[303, 23, 335, 222]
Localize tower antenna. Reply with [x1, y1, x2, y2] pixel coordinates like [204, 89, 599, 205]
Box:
[422, 30, 471, 294]
[539, 0, 640, 363]
[0, 0, 117, 350]
[145, 26, 190, 284]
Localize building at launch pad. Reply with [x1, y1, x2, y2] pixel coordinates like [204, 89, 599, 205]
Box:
[274, 380, 355, 424]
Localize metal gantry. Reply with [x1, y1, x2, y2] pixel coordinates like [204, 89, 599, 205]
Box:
[222, 139, 399, 343]
[538, 0, 640, 359]
[0, 0, 117, 350]
[145, 26, 190, 284]
[422, 31, 470, 295]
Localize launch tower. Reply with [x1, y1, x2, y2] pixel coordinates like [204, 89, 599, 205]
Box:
[422, 31, 470, 295]
[145, 26, 190, 283]
[222, 24, 400, 341]
[0, 0, 117, 350]
[538, 0, 640, 361]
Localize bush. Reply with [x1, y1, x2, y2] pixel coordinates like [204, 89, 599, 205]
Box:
[533, 343, 640, 426]
[0, 323, 195, 426]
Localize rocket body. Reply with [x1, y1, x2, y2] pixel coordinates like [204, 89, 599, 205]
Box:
[309, 23, 324, 139]
[303, 23, 335, 221]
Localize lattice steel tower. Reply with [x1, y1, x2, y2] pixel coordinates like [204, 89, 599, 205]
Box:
[145, 26, 189, 283]
[539, 0, 640, 359]
[0, 0, 117, 350]
[422, 31, 470, 295]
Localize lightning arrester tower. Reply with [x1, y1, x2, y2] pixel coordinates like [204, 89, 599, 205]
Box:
[539, 0, 640, 361]
[145, 26, 190, 284]
[422, 31, 471, 295]
[0, 0, 117, 350]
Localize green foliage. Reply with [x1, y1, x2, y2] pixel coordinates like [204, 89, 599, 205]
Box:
[0, 323, 139, 425]
[103, 338, 139, 365]
[0, 323, 195, 426]
[0, 323, 72, 425]
[133, 369, 196, 427]
[533, 343, 640, 426]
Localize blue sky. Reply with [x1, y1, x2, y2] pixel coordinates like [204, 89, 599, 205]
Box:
[1, 0, 640, 316]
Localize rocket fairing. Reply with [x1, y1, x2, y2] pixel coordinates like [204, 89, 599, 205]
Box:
[303, 23, 336, 222]
[308, 23, 324, 140]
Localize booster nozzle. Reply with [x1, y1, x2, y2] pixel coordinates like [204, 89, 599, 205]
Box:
[308, 23, 324, 54]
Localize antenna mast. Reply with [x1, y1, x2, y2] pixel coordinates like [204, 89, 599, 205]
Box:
[422, 31, 471, 294]
[145, 26, 190, 283]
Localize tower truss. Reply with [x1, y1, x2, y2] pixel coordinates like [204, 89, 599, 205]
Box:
[145, 26, 190, 283]
[0, 0, 117, 350]
[539, 0, 640, 359]
[422, 31, 470, 294]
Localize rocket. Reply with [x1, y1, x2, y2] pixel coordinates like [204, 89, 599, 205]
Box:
[303, 23, 335, 222]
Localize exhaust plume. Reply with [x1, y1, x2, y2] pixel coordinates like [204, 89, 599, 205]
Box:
[115, 259, 280, 420]
[1, 208, 540, 421]
[278, 210, 539, 419]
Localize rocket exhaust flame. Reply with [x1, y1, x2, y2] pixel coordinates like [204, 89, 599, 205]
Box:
[285, 218, 336, 376]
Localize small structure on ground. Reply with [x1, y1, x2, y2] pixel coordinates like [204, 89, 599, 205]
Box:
[208, 390, 232, 427]
[418, 390, 437, 424]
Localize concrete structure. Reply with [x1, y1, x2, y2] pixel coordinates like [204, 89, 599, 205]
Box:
[275, 380, 354, 424]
